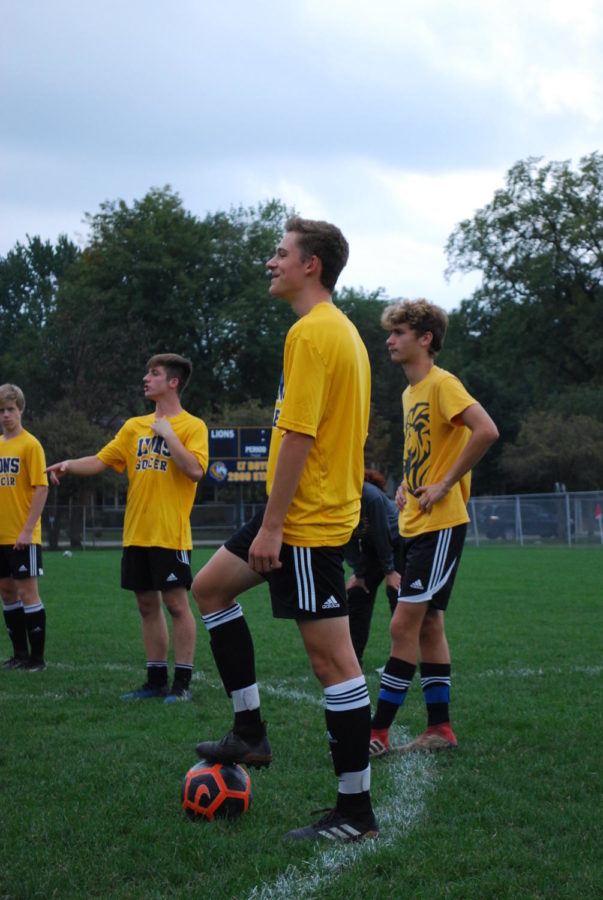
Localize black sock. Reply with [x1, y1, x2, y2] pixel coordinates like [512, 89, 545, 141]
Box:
[324, 677, 373, 818]
[24, 603, 46, 660]
[420, 662, 451, 726]
[202, 604, 256, 696]
[173, 664, 193, 689]
[3, 602, 28, 658]
[371, 657, 416, 730]
[146, 662, 168, 688]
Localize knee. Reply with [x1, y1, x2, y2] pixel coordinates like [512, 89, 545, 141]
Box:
[136, 594, 161, 619]
[389, 612, 407, 644]
[308, 653, 330, 685]
[0, 580, 18, 604]
[16, 580, 40, 606]
[164, 596, 192, 621]
[191, 571, 212, 613]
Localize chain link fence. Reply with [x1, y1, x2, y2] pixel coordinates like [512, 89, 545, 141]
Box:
[42, 492, 603, 550]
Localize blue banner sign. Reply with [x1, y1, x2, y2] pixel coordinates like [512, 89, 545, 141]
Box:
[207, 427, 271, 484]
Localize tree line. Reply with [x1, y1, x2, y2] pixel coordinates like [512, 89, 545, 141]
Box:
[1, 152, 602, 503]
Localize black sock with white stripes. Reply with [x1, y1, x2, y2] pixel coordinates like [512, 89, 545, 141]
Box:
[202, 603, 262, 737]
[324, 676, 373, 817]
[371, 657, 416, 730]
[202, 604, 256, 694]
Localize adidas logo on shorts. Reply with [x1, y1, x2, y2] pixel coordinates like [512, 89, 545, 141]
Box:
[410, 579, 424, 590]
[166, 573, 178, 582]
[322, 595, 340, 610]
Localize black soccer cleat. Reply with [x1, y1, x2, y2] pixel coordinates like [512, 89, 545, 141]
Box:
[23, 657, 46, 672]
[1, 655, 29, 669]
[195, 725, 272, 769]
[283, 807, 380, 842]
[120, 682, 169, 700]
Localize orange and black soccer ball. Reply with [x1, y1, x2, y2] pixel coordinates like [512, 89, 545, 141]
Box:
[181, 760, 252, 821]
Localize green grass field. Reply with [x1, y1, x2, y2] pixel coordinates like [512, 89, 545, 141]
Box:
[1, 546, 601, 899]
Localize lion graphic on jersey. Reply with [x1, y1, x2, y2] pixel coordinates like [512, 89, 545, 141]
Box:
[403, 401, 430, 495]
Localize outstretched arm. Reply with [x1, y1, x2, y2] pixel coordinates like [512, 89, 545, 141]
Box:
[45, 456, 108, 486]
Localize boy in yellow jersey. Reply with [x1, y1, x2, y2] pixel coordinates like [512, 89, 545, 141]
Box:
[192, 217, 378, 842]
[0, 384, 49, 671]
[369, 300, 498, 758]
[46, 354, 208, 702]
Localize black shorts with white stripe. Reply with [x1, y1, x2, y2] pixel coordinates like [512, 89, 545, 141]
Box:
[398, 523, 467, 611]
[0, 544, 43, 579]
[224, 509, 348, 620]
[121, 546, 193, 592]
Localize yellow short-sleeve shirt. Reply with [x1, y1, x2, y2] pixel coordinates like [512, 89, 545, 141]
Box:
[97, 411, 208, 549]
[267, 302, 371, 547]
[400, 366, 476, 537]
[0, 429, 48, 545]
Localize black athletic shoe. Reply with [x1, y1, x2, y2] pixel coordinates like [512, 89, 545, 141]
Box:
[283, 808, 380, 842]
[164, 685, 192, 703]
[195, 725, 272, 769]
[1, 655, 29, 670]
[23, 657, 46, 672]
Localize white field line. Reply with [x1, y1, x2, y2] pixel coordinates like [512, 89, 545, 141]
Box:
[473, 665, 602, 679]
[246, 661, 601, 899]
[0, 663, 598, 706]
[247, 721, 434, 900]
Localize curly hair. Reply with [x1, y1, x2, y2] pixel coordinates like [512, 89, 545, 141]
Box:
[381, 299, 448, 356]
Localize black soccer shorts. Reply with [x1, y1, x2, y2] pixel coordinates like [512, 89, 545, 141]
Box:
[0, 544, 44, 579]
[397, 523, 467, 611]
[121, 546, 193, 592]
[225, 509, 349, 621]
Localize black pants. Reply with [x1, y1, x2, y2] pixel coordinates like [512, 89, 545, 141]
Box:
[347, 541, 400, 666]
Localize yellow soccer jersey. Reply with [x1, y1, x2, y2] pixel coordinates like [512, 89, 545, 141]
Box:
[400, 366, 476, 537]
[97, 411, 208, 549]
[0, 429, 48, 544]
[267, 302, 371, 547]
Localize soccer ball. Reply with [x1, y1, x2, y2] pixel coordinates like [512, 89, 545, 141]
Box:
[181, 760, 251, 821]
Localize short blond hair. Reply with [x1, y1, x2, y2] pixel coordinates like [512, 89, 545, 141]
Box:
[0, 384, 25, 410]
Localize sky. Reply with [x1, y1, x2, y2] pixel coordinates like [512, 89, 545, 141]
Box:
[2, 0, 602, 311]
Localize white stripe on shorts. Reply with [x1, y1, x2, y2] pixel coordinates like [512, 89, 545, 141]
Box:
[293, 546, 316, 613]
[400, 528, 456, 604]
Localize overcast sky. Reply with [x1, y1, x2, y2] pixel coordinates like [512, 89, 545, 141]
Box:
[2, 0, 602, 310]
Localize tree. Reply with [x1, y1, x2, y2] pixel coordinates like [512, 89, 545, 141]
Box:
[500, 412, 603, 492]
[0, 235, 80, 414]
[48, 190, 293, 422]
[444, 153, 603, 493]
[445, 153, 603, 410]
[34, 402, 115, 548]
